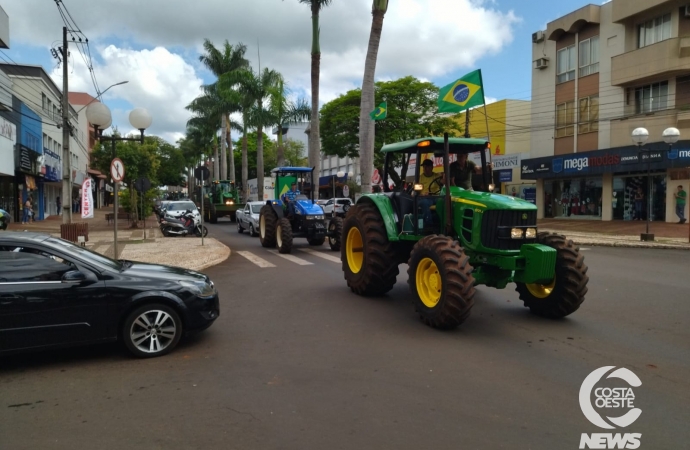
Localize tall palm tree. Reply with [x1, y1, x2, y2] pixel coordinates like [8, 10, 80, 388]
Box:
[186, 87, 226, 180]
[298, 0, 333, 195]
[269, 79, 311, 167]
[198, 39, 249, 182]
[359, 0, 388, 194]
[221, 67, 282, 201]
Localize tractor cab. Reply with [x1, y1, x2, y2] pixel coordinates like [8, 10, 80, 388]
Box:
[268, 167, 323, 218]
[212, 180, 239, 206]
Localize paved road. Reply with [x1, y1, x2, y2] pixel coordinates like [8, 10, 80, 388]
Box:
[1, 220, 689, 450]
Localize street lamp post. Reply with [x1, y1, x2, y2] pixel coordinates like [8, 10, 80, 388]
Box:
[86, 104, 152, 259]
[631, 127, 680, 242]
[75, 81, 129, 114]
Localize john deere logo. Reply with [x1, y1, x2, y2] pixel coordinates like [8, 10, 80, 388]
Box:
[521, 213, 528, 220]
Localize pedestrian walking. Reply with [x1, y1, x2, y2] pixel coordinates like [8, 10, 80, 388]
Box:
[56, 196, 61, 216]
[22, 196, 32, 224]
[674, 185, 687, 224]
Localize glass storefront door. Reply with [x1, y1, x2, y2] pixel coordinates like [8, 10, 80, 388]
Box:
[612, 173, 666, 221]
[0, 176, 16, 220]
[544, 177, 603, 218]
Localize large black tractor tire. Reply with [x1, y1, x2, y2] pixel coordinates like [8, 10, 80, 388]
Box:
[328, 217, 343, 251]
[259, 205, 278, 248]
[407, 235, 475, 330]
[341, 203, 399, 296]
[515, 232, 588, 318]
[203, 199, 218, 224]
[276, 217, 293, 254]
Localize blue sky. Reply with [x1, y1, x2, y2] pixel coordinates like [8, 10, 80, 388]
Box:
[2, 0, 600, 144]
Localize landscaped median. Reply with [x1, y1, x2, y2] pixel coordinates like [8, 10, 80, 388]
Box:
[539, 229, 690, 250]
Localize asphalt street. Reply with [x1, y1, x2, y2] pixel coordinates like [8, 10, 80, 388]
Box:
[1, 219, 689, 450]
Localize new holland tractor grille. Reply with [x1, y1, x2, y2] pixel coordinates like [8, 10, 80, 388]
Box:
[480, 210, 538, 250]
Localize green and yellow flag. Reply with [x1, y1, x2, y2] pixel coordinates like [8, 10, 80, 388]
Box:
[437, 69, 485, 113]
[369, 102, 387, 120]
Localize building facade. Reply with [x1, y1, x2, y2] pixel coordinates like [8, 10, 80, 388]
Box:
[524, 0, 690, 222]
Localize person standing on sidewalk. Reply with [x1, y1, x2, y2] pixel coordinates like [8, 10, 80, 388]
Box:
[56, 196, 61, 216]
[674, 185, 687, 224]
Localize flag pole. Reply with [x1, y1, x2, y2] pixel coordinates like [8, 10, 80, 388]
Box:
[478, 69, 493, 191]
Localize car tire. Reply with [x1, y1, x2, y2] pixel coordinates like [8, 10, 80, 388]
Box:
[122, 303, 183, 358]
[237, 221, 243, 233]
[249, 223, 258, 237]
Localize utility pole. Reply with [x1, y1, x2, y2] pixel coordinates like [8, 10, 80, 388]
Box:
[61, 26, 72, 224]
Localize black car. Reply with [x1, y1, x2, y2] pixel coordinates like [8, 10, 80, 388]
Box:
[0, 232, 219, 358]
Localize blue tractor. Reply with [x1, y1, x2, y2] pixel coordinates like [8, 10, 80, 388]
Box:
[259, 167, 343, 254]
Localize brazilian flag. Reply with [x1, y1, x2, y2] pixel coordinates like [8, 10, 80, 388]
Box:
[437, 69, 485, 113]
[369, 102, 387, 121]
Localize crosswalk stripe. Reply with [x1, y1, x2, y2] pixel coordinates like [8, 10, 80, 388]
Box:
[298, 248, 342, 264]
[236, 251, 276, 268]
[268, 250, 313, 265]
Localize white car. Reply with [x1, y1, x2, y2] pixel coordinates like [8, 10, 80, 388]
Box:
[321, 198, 353, 217]
[164, 201, 201, 223]
[236, 201, 264, 236]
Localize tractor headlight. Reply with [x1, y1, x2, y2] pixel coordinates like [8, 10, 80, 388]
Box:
[225, 200, 234, 205]
[525, 228, 537, 239]
[309, 215, 325, 220]
[510, 228, 524, 239]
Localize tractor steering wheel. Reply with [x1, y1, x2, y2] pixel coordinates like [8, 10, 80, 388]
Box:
[428, 177, 444, 195]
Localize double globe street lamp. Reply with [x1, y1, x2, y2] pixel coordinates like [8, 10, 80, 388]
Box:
[631, 126, 680, 241]
[85, 102, 152, 259]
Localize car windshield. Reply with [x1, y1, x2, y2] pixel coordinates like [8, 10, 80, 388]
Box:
[251, 204, 262, 213]
[167, 202, 196, 211]
[44, 237, 122, 270]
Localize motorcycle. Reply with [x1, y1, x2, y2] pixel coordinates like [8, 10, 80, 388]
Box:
[0, 208, 9, 230]
[160, 210, 208, 238]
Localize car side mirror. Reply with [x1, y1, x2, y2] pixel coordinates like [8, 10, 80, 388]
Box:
[62, 270, 87, 284]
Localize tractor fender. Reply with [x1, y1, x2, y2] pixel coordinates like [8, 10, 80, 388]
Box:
[265, 199, 285, 219]
[355, 194, 399, 242]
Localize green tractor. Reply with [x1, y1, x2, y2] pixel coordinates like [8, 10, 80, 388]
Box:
[201, 180, 244, 223]
[341, 136, 589, 330]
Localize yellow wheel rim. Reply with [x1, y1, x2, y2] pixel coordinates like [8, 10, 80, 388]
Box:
[346, 227, 364, 274]
[260, 215, 265, 238]
[416, 257, 442, 308]
[276, 224, 283, 248]
[526, 278, 556, 299]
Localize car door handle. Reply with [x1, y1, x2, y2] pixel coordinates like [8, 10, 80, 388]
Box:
[0, 294, 22, 305]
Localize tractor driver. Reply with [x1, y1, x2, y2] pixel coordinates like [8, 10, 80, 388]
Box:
[282, 182, 300, 217]
[418, 159, 444, 226]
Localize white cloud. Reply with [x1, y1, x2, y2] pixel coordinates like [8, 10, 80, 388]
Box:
[9, 0, 520, 140]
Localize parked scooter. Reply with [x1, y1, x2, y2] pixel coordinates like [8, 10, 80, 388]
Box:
[160, 210, 208, 237]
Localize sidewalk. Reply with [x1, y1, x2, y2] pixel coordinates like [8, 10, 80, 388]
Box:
[4, 207, 231, 271]
[539, 219, 690, 250]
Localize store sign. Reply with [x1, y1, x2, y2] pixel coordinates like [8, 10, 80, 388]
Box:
[0, 117, 15, 176]
[639, 151, 663, 163]
[667, 149, 690, 160]
[492, 153, 521, 169]
[498, 170, 512, 182]
[43, 149, 62, 182]
[18, 145, 32, 172]
[521, 161, 551, 175]
[81, 178, 94, 219]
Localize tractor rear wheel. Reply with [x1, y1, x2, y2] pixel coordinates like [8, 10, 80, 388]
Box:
[407, 235, 475, 330]
[328, 217, 343, 251]
[276, 217, 293, 254]
[341, 203, 398, 296]
[203, 199, 218, 224]
[515, 232, 588, 318]
[259, 205, 277, 248]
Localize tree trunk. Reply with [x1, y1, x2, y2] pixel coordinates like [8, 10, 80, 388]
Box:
[213, 143, 220, 181]
[310, 4, 321, 199]
[359, 7, 387, 194]
[257, 125, 264, 201]
[129, 186, 139, 228]
[242, 123, 248, 202]
[226, 114, 236, 183]
[220, 116, 227, 180]
[277, 128, 285, 167]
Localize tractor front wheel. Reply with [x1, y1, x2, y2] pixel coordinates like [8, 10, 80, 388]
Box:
[203, 199, 218, 224]
[407, 235, 475, 330]
[276, 217, 293, 254]
[259, 205, 277, 248]
[515, 232, 588, 318]
[328, 217, 343, 251]
[341, 203, 398, 296]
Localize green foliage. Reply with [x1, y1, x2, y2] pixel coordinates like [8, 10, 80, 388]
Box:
[156, 141, 187, 187]
[232, 132, 275, 180]
[320, 76, 464, 168]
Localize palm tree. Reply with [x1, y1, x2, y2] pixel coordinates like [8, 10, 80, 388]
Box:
[186, 87, 226, 180]
[221, 67, 282, 201]
[269, 79, 311, 167]
[359, 0, 388, 194]
[198, 39, 249, 181]
[298, 0, 333, 195]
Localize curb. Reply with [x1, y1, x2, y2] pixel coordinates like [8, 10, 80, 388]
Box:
[569, 240, 690, 250]
[192, 240, 232, 272]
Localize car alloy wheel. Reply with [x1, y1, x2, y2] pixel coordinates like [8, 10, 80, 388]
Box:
[123, 304, 182, 358]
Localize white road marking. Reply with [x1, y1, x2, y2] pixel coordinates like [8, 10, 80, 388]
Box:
[298, 248, 342, 264]
[268, 250, 313, 265]
[579, 248, 591, 251]
[236, 251, 276, 268]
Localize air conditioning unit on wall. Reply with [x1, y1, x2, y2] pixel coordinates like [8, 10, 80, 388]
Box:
[534, 58, 549, 69]
[532, 30, 545, 43]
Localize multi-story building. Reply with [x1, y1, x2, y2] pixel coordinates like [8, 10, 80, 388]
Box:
[0, 5, 15, 219]
[523, 0, 690, 222]
[0, 63, 88, 219]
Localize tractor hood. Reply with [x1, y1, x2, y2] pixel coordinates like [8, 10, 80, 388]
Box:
[294, 200, 324, 215]
[446, 188, 537, 211]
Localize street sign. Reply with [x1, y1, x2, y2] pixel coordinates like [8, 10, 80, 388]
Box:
[343, 184, 349, 198]
[195, 166, 210, 181]
[134, 177, 151, 193]
[110, 158, 125, 182]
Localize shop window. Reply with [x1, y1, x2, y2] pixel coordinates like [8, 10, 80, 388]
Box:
[579, 96, 599, 134]
[557, 45, 576, 83]
[579, 36, 600, 77]
[635, 81, 668, 114]
[556, 101, 575, 137]
[638, 13, 671, 49]
[612, 174, 666, 221]
[545, 178, 603, 218]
